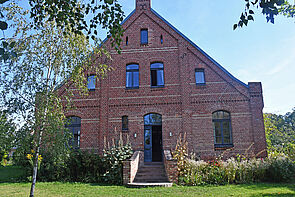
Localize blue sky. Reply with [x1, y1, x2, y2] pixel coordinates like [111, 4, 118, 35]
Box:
[117, 0, 295, 114]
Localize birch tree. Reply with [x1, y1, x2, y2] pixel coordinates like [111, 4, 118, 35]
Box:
[0, 3, 115, 197]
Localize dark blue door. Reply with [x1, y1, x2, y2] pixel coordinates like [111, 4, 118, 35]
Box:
[144, 126, 152, 162]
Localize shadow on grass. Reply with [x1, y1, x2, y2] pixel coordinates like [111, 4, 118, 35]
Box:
[89, 183, 124, 187]
[236, 182, 295, 197]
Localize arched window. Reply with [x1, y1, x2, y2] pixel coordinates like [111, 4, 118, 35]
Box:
[126, 64, 139, 89]
[150, 62, 164, 87]
[212, 111, 233, 148]
[144, 113, 162, 125]
[160, 35, 163, 44]
[126, 36, 129, 46]
[65, 116, 81, 149]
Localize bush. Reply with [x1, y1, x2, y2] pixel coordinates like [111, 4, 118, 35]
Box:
[17, 137, 133, 184]
[102, 143, 133, 184]
[178, 153, 295, 186]
[265, 152, 295, 182]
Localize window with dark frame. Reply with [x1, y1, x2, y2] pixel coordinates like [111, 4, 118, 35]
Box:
[195, 68, 205, 85]
[150, 62, 164, 87]
[126, 36, 129, 46]
[126, 64, 139, 89]
[160, 35, 163, 44]
[212, 111, 233, 148]
[87, 75, 96, 90]
[141, 29, 148, 44]
[122, 116, 128, 131]
[65, 116, 81, 149]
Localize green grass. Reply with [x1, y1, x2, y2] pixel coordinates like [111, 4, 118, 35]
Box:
[0, 166, 294, 196]
[0, 182, 294, 197]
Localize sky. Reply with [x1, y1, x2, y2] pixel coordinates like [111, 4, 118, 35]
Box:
[116, 0, 295, 115]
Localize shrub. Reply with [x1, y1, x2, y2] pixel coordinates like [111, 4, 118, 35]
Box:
[178, 153, 295, 186]
[63, 150, 105, 183]
[102, 142, 133, 184]
[265, 152, 295, 182]
[17, 133, 133, 184]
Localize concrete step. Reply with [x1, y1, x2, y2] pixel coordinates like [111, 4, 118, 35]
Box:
[132, 162, 170, 185]
[136, 169, 166, 173]
[127, 182, 173, 188]
[143, 162, 164, 166]
[136, 173, 166, 178]
[133, 179, 169, 183]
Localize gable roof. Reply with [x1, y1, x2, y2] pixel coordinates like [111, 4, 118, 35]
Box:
[103, 8, 248, 88]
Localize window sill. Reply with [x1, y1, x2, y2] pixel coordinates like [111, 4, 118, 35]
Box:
[151, 86, 165, 89]
[126, 87, 139, 90]
[214, 144, 234, 151]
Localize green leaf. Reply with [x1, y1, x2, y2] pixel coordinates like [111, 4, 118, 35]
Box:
[0, 21, 8, 30]
[2, 41, 8, 48]
[0, 0, 9, 4]
[248, 15, 254, 21]
[3, 53, 9, 61]
[0, 47, 4, 56]
[9, 41, 16, 48]
[233, 24, 238, 30]
[10, 51, 17, 57]
[249, 10, 254, 14]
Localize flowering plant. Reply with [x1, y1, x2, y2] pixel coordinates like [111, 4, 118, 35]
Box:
[26, 149, 42, 170]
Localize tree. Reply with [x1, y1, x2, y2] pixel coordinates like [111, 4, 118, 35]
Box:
[0, 0, 124, 62]
[0, 3, 113, 196]
[264, 108, 295, 159]
[0, 111, 15, 162]
[235, 0, 295, 29]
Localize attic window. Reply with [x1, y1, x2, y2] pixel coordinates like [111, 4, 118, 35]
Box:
[160, 35, 163, 44]
[87, 75, 96, 90]
[195, 69, 205, 85]
[126, 36, 129, 46]
[141, 29, 148, 45]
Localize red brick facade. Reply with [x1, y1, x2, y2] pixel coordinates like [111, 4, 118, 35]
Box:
[59, 0, 267, 159]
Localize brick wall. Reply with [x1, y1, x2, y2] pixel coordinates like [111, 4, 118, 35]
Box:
[58, 0, 267, 161]
[123, 151, 143, 184]
[163, 150, 178, 183]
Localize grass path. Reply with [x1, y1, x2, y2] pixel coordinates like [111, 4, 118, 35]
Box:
[0, 182, 294, 197]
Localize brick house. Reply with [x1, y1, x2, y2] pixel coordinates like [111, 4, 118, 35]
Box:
[59, 0, 267, 165]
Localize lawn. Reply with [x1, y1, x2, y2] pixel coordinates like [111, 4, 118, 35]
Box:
[0, 166, 294, 197]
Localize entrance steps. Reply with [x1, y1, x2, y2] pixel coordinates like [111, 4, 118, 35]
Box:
[127, 162, 172, 188]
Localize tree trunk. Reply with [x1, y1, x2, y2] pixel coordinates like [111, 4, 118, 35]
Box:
[29, 132, 42, 197]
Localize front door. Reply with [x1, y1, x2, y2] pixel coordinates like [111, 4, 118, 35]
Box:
[144, 114, 162, 162]
[144, 126, 152, 162]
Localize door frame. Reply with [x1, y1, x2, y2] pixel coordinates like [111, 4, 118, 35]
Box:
[143, 113, 163, 162]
